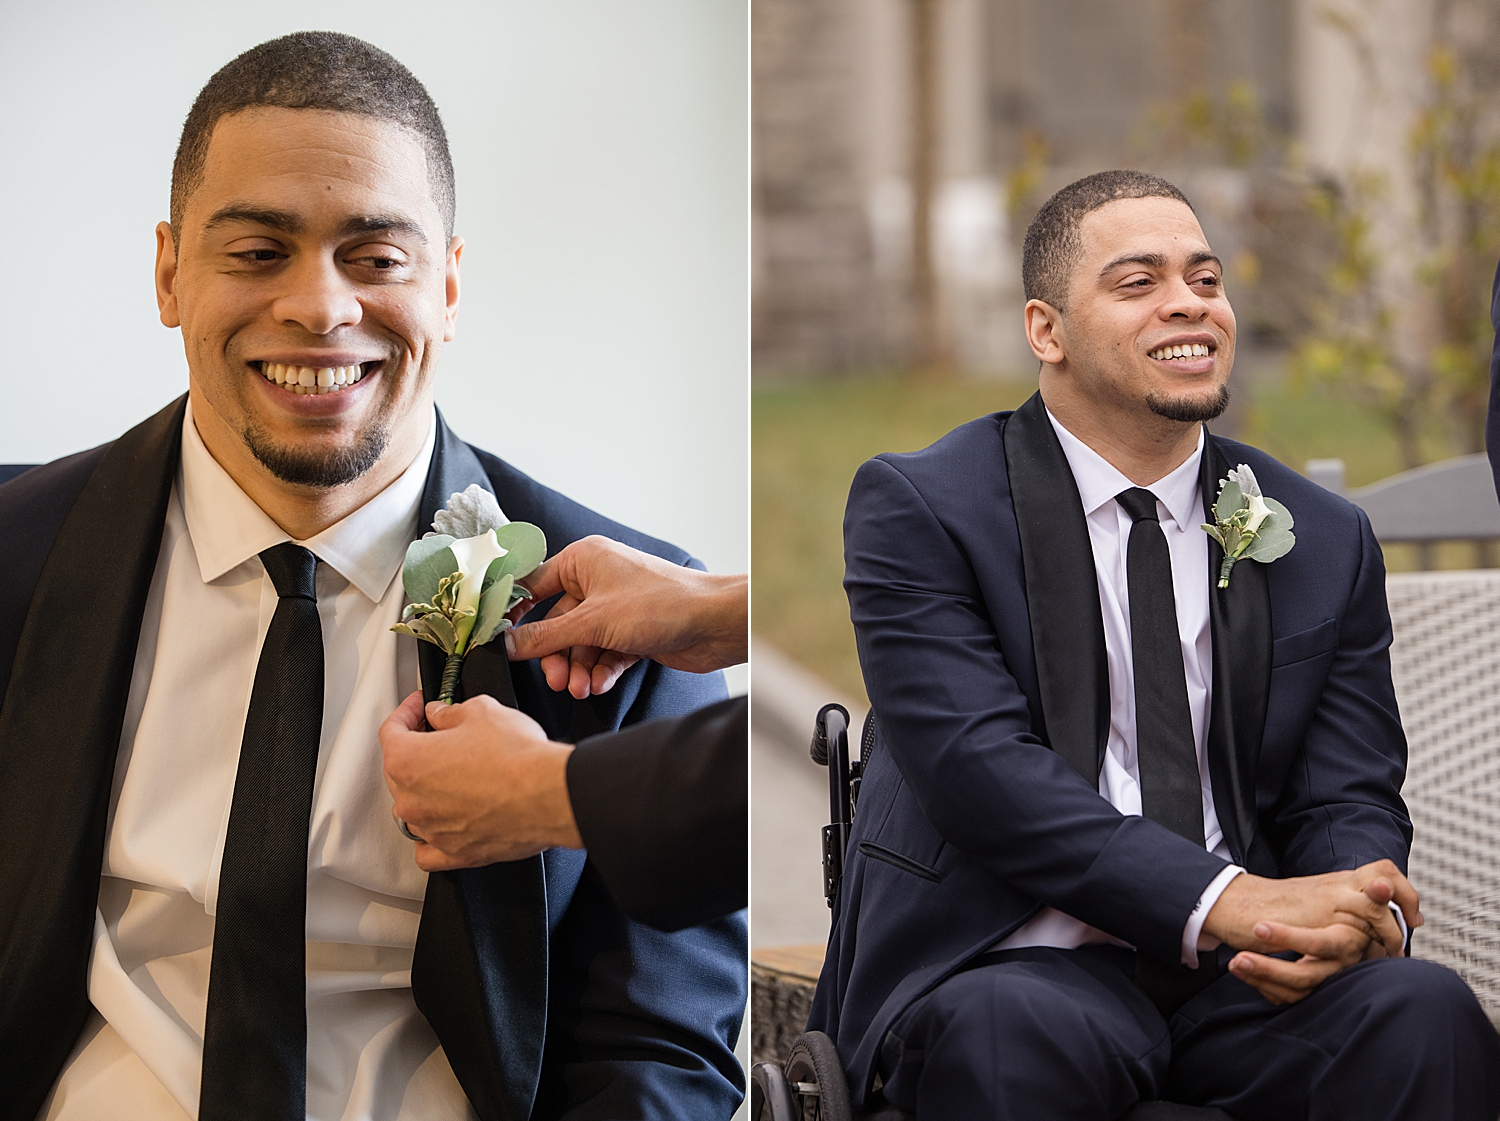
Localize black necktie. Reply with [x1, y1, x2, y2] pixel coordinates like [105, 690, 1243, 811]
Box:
[1116, 488, 1215, 1018]
[200, 543, 323, 1121]
[1115, 487, 1204, 848]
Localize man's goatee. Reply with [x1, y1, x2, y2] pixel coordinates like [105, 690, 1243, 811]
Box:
[1146, 383, 1231, 424]
[242, 422, 391, 488]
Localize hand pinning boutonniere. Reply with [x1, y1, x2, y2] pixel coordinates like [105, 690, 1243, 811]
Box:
[1201, 464, 1295, 589]
[392, 484, 546, 702]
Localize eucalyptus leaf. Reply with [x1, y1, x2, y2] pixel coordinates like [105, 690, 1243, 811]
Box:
[402, 536, 458, 605]
[492, 523, 547, 582]
[471, 573, 516, 648]
[1263, 496, 1295, 529]
[1214, 479, 1244, 523]
[392, 613, 459, 655]
[1241, 499, 1296, 563]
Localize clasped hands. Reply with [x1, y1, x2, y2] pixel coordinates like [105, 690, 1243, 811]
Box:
[1202, 859, 1421, 1006]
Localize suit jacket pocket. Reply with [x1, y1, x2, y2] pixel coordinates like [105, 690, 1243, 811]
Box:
[857, 841, 944, 883]
[1271, 618, 1339, 668]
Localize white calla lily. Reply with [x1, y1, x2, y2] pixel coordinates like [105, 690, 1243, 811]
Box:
[448, 530, 508, 644]
[1243, 492, 1272, 535]
[1227, 465, 1271, 534]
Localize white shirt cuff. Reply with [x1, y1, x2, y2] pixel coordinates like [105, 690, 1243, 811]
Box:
[1182, 864, 1243, 967]
[1388, 900, 1409, 956]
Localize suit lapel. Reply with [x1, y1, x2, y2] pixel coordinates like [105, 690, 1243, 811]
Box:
[1200, 437, 1271, 862]
[0, 396, 183, 1105]
[410, 411, 546, 1121]
[1002, 393, 1110, 781]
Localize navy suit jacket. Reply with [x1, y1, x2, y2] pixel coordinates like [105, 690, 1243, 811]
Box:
[0, 397, 746, 1121]
[807, 392, 1411, 1108]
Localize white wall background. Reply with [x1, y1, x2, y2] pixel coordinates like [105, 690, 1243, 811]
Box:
[0, 0, 748, 593]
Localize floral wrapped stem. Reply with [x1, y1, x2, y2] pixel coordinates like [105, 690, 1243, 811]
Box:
[439, 651, 465, 704]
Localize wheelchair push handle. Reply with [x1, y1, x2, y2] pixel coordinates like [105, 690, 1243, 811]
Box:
[812, 703, 854, 909]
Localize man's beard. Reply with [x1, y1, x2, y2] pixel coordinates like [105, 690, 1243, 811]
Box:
[1146, 382, 1231, 424]
[241, 420, 390, 488]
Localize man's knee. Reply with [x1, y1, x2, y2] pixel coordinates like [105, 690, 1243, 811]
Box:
[894, 961, 1117, 1056]
[881, 954, 1169, 1119]
[1353, 957, 1489, 1029]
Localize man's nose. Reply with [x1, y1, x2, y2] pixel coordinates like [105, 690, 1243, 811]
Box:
[1160, 276, 1212, 320]
[271, 255, 363, 335]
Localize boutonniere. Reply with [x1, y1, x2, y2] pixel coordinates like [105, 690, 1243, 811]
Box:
[392, 484, 547, 702]
[1201, 464, 1295, 589]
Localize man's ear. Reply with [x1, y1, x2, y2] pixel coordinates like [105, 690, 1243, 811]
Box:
[155, 222, 180, 328]
[444, 235, 464, 342]
[1024, 298, 1066, 365]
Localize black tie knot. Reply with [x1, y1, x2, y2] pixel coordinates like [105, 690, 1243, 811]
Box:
[260, 542, 318, 601]
[1116, 487, 1161, 524]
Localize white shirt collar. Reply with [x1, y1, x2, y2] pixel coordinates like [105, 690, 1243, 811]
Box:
[180, 399, 438, 602]
[1044, 406, 1205, 532]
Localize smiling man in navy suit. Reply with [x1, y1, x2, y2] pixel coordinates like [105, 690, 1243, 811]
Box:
[0, 32, 743, 1121]
[809, 171, 1500, 1120]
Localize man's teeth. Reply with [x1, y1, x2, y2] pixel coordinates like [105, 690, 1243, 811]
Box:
[1149, 343, 1212, 361]
[260, 362, 367, 395]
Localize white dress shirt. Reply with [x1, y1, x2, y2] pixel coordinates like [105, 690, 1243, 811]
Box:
[995, 411, 1242, 966]
[40, 401, 478, 1121]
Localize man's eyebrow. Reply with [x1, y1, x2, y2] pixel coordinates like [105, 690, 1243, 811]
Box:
[202, 205, 303, 235]
[198, 207, 429, 245]
[338, 214, 428, 244]
[1097, 250, 1223, 275]
[1098, 252, 1168, 275]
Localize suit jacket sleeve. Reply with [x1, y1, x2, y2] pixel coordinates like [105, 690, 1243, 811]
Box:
[538, 660, 745, 1121]
[845, 456, 1227, 959]
[567, 695, 747, 933]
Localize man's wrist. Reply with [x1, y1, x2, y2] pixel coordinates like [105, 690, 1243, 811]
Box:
[703, 573, 748, 665]
[1182, 864, 1244, 966]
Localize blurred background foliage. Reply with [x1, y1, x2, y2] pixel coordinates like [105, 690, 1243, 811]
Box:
[753, 0, 1500, 694]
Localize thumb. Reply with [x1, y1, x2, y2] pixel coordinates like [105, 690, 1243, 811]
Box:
[426, 699, 463, 729]
[508, 612, 593, 661]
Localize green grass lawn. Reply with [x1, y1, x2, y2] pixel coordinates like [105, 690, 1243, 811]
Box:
[753, 369, 1471, 698]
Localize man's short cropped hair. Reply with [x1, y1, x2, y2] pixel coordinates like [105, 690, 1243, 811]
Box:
[170, 31, 455, 241]
[1022, 170, 1193, 311]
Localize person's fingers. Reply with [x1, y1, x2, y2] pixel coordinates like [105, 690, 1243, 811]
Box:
[1334, 889, 1405, 959]
[506, 594, 587, 662]
[532, 651, 566, 692]
[567, 646, 603, 700]
[424, 698, 467, 730]
[1251, 921, 1368, 964]
[517, 557, 561, 602]
[379, 692, 430, 795]
[1362, 860, 1423, 929]
[379, 690, 428, 741]
[1228, 950, 1342, 1005]
[589, 650, 640, 695]
[412, 840, 469, 873]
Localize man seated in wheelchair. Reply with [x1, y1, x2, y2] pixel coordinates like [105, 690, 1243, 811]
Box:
[807, 171, 1500, 1120]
